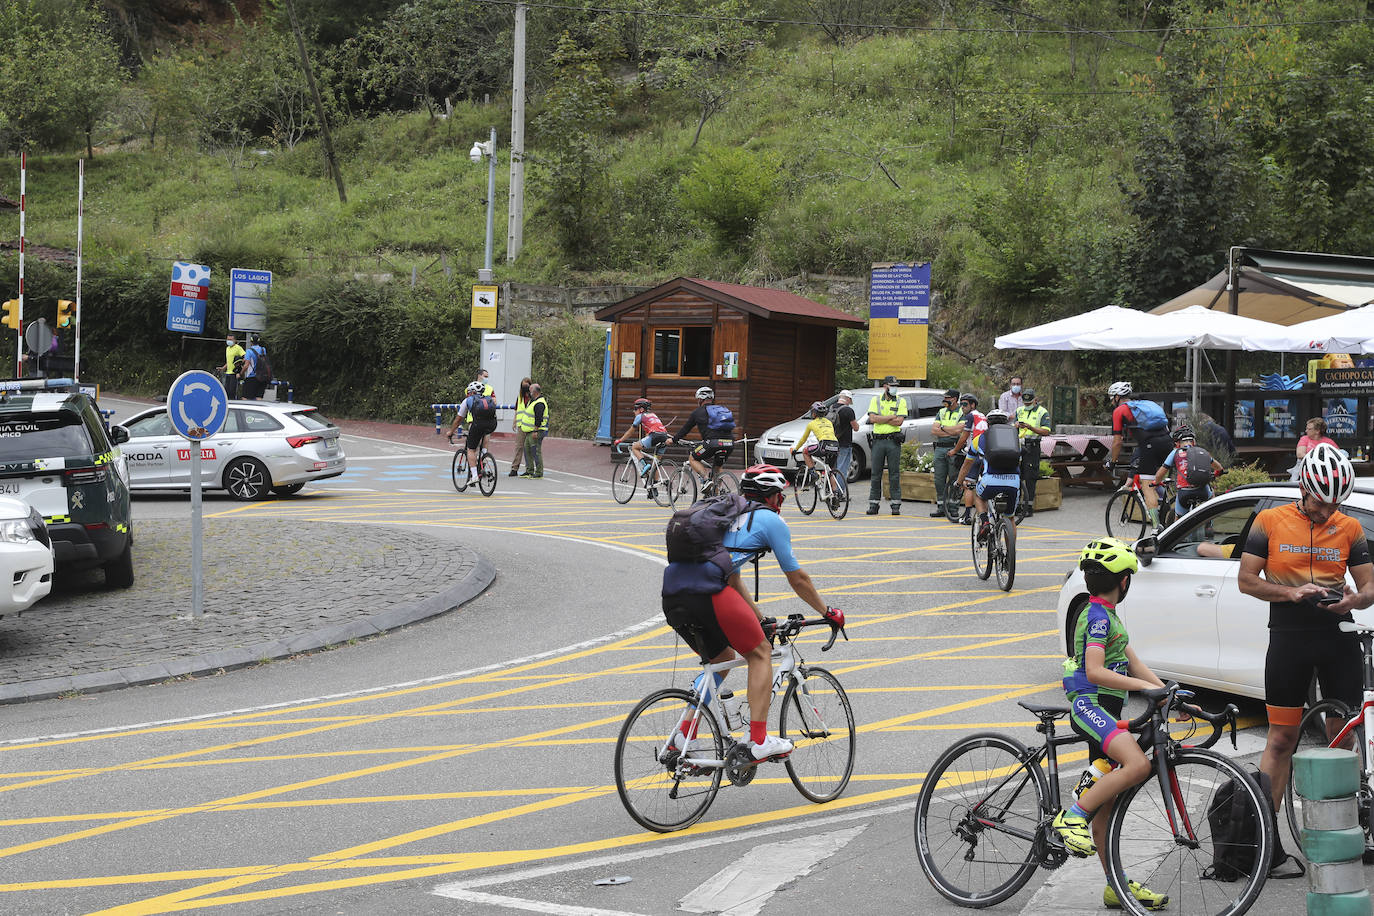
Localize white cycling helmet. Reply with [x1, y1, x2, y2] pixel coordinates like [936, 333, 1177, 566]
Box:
[1299, 442, 1355, 505]
[985, 409, 1010, 425]
[465, 381, 484, 395]
[695, 386, 714, 401]
[1107, 381, 1133, 397]
[740, 464, 789, 500]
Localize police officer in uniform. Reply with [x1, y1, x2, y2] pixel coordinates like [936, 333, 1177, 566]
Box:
[522, 382, 550, 478]
[866, 375, 908, 516]
[929, 388, 963, 518]
[1014, 388, 1050, 517]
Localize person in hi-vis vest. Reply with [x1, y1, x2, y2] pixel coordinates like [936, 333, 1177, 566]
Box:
[929, 388, 964, 518]
[509, 377, 534, 476]
[1014, 388, 1050, 517]
[521, 383, 549, 478]
[866, 375, 908, 516]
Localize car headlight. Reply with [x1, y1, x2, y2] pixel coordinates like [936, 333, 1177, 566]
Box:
[0, 516, 36, 543]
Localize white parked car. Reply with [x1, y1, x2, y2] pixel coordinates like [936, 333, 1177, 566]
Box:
[0, 495, 53, 617]
[1056, 481, 1374, 701]
[754, 387, 950, 481]
[115, 401, 346, 500]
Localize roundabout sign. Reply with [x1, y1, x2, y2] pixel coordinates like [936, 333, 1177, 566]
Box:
[167, 370, 227, 440]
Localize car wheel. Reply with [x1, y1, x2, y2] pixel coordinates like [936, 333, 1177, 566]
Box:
[272, 483, 305, 497]
[103, 539, 134, 589]
[225, 458, 270, 501]
[847, 449, 866, 483]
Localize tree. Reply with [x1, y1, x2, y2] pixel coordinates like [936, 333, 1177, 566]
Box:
[678, 144, 780, 244]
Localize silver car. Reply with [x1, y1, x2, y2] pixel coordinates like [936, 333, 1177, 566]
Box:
[116, 401, 346, 500]
[753, 387, 950, 481]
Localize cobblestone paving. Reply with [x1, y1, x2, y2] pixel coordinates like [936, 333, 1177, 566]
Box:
[0, 519, 488, 699]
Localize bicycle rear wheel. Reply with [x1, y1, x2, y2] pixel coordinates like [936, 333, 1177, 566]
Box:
[1107, 747, 1271, 916]
[653, 459, 679, 507]
[1285, 699, 1360, 847]
[995, 518, 1016, 591]
[943, 478, 964, 523]
[477, 452, 498, 496]
[779, 666, 855, 802]
[914, 732, 1047, 907]
[827, 476, 850, 520]
[614, 688, 725, 833]
[1105, 488, 1148, 541]
[671, 464, 698, 506]
[795, 468, 818, 515]
[712, 471, 738, 497]
[972, 515, 992, 580]
[450, 451, 469, 492]
[611, 459, 637, 504]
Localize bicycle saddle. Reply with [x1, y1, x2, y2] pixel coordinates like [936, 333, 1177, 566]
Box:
[1017, 700, 1070, 719]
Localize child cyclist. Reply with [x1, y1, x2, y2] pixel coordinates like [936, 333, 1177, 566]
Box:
[1054, 537, 1170, 911]
[1151, 424, 1223, 521]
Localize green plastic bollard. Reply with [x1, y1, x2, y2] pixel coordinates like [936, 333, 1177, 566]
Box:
[1307, 889, 1372, 916]
[1294, 748, 1362, 801]
[1302, 827, 1367, 864]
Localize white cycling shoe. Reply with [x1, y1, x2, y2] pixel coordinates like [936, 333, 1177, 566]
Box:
[749, 734, 794, 760]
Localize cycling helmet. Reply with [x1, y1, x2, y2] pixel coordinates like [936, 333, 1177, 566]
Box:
[959, 392, 979, 406]
[633, 397, 652, 410]
[465, 381, 484, 395]
[1108, 381, 1133, 398]
[1171, 424, 1195, 442]
[1079, 537, 1139, 574]
[985, 409, 1010, 425]
[739, 464, 789, 500]
[695, 386, 714, 401]
[1299, 442, 1355, 505]
[810, 401, 826, 417]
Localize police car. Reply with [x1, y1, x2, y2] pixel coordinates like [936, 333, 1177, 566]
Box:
[0, 379, 133, 587]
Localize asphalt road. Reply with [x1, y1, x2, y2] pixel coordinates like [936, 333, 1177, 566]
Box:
[0, 408, 1313, 915]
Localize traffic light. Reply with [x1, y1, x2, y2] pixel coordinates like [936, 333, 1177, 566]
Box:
[56, 300, 74, 328]
[1, 300, 18, 330]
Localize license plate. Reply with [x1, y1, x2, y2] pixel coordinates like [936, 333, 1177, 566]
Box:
[0, 482, 20, 495]
[758, 448, 787, 461]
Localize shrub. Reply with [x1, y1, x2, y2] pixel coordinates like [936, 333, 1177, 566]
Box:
[678, 145, 780, 245]
[901, 442, 933, 472]
[1213, 461, 1273, 494]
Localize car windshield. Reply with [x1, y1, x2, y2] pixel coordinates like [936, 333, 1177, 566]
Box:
[290, 409, 336, 431]
[0, 414, 94, 460]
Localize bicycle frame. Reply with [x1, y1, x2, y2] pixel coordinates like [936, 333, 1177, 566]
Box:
[1328, 623, 1374, 795]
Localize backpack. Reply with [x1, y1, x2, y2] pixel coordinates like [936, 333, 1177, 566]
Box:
[252, 346, 272, 383]
[704, 403, 735, 436]
[1180, 444, 1214, 488]
[470, 395, 497, 420]
[1127, 399, 1167, 432]
[1202, 765, 1299, 882]
[981, 423, 1022, 473]
[665, 494, 752, 577]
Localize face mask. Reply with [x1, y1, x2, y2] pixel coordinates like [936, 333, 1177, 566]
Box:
[226, 340, 234, 345]
[1011, 385, 1022, 394]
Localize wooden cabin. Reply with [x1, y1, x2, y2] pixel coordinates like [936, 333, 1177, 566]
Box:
[594, 278, 866, 447]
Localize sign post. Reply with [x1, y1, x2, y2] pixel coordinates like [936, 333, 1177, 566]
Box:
[167, 370, 228, 617]
[867, 262, 931, 382]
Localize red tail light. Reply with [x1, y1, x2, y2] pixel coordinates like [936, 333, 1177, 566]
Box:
[64, 467, 106, 485]
[287, 435, 322, 449]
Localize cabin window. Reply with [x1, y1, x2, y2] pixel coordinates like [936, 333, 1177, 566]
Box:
[652, 327, 712, 377]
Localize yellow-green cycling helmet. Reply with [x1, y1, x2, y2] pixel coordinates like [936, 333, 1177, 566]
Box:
[1078, 537, 1138, 574]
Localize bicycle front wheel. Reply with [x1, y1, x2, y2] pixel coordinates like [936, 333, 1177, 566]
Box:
[944, 481, 964, 523]
[779, 666, 855, 803]
[972, 516, 992, 580]
[477, 452, 498, 496]
[611, 459, 637, 504]
[1105, 488, 1148, 541]
[450, 451, 469, 492]
[827, 477, 850, 520]
[713, 471, 738, 497]
[614, 688, 725, 833]
[1107, 747, 1271, 916]
[653, 459, 678, 507]
[671, 464, 698, 507]
[995, 519, 1016, 591]
[1285, 699, 1360, 847]
[915, 732, 1047, 908]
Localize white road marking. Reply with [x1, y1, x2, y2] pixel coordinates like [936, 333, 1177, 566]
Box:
[434, 892, 648, 916]
[678, 826, 865, 916]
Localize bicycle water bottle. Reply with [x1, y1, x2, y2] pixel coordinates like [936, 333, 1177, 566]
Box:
[719, 690, 749, 732]
[1074, 757, 1114, 800]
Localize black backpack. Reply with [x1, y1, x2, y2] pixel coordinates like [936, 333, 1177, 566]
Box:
[253, 346, 272, 384]
[982, 424, 1021, 474]
[1202, 765, 1300, 881]
[1180, 444, 1214, 488]
[665, 494, 752, 576]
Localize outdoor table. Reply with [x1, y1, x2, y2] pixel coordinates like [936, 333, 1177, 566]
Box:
[1040, 434, 1116, 491]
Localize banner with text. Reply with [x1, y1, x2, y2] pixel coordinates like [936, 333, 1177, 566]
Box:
[867, 262, 930, 381]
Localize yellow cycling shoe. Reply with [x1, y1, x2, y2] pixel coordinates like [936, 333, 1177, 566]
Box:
[1104, 879, 1169, 910]
[1050, 810, 1095, 858]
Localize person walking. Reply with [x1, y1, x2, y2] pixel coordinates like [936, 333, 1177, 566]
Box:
[239, 337, 270, 400]
[997, 376, 1024, 416]
[509, 377, 534, 477]
[929, 388, 963, 518]
[1239, 444, 1374, 846]
[833, 391, 858, 496]
[1014, 387, 1051, 517]
[866, 376, 908, 516]
[522, 383, 549, 478]
[220, 334, 244, 399]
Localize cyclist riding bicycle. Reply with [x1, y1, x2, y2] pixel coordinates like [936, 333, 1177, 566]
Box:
[953, 408, 1018, 538]
[951, 393, 988, 525]
[614, 397, 669, 478]
[1151, 424, 1223, 521]
[1055, 537, 1170, 911]
[791, 401, 839, 477]
[660, 464, 842, 762]
[1106, 381, 1173, 532]
[445, 381, 499, 485]
[668, 386, 736, 488]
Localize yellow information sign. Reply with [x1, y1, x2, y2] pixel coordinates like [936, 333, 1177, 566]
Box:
[471, 285, 498, 330]
[867, 263, 930, 380]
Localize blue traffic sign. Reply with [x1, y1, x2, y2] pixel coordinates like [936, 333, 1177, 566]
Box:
[166, 370, 228, 441]
[229, 267, 272, 333]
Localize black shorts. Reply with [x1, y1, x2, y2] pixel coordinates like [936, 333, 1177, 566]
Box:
[1132, 433, 1174, 475]
[662, 589, 764, 661]
[691, 439, 734, 467]
[1265, 628, 1362, 721]
[1070, 692, 1124, 762]
[467, 420, 498, 449]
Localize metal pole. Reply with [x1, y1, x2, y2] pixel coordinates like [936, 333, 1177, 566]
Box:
[191, 446, 203, 617]
[75, 159, 83, 382]
[17, 152, 25, 372]
[506, 1, 526, 263]
[485, 126, 496, 276]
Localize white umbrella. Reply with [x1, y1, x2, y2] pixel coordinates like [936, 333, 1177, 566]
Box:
[993, 305, 1158, 350]
[1240, 304, 1374, 354]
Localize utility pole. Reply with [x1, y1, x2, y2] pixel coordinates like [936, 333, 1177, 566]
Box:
[283, 0, 347, 204]
[506, 1, 526, 264]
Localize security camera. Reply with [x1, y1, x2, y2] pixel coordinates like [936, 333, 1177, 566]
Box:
[469, 142, 485, 163]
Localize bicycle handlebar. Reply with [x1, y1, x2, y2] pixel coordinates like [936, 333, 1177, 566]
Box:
[763, 608, 849, 652]
[1118, 682, 1238, 750]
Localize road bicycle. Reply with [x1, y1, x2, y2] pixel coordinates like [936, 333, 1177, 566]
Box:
[613, 610, 854, 832]
[969, 487, 1016, 591]
[669, 444, 739, 505]
[941, 448, 967, 522]
[448, 430, 497, 496]
[915, 682, 1271, 916]
[793, 454, 850, 520]
[1284, 620, 1374, 860]
[1105, 469, 1176, 540]
[611, 442, 679, 508]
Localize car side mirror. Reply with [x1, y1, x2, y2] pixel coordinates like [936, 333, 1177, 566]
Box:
[1135, 534, 1158, 567]
[110, 425, 130, 445]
